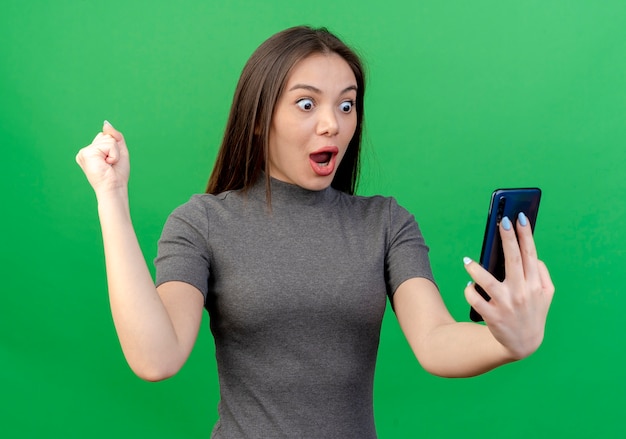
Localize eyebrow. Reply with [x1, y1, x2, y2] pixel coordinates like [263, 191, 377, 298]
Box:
[288, 84, 358, 94]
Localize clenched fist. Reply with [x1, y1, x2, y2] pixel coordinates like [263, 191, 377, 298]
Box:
[76, 121, 130, 198]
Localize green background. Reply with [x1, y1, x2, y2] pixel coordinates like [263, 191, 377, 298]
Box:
[1, 0, 625, 437]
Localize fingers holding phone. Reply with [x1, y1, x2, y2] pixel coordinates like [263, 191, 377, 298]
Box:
[512, 212, 544, 289]
[464, 189, 554, 359]
[496, 212, 552, 304]
[469, 188, 542, 322]
[500, 210, 554, 315]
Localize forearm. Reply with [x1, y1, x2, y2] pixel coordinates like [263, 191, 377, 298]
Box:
[97, 192, 184, 380]
[394, 278, 520, 378]
[417, 321, 516, 378]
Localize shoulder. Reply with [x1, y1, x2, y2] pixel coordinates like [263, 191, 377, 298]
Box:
[336, 191, 413, 219]
[169, 190, 243, 218]
[159, 191, 249, 248]
[163, 189, 263, 240]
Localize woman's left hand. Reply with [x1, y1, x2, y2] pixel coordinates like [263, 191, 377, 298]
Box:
[463, 213, 555, 360]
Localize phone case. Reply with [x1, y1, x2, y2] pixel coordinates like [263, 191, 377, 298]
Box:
[470, 188, 542, 322]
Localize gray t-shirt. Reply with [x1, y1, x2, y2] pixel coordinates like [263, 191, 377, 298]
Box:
[155, 177, 435, 438]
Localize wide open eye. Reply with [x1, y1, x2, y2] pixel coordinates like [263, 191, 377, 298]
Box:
[339, 100, 355, 113]
[296, 98, 314, 111]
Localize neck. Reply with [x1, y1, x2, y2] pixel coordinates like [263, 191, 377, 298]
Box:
[248, 174, 338, 207]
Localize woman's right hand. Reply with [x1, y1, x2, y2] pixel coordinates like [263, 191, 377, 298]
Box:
[76, 121, 130, 198]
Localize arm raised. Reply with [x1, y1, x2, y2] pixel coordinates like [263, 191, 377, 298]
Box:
[76, 122, 204, 381]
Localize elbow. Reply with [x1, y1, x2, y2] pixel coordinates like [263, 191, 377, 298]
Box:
[422, 365, 475, 379]
[414, 348, 480, 379]
[411, 344, 449, 377]
[417, 360, 466, 378]
[417, 354, 499, 379]
[136, 369, 175, 383]
[418, 358, 459, 379]
[128, 360, 182, 382]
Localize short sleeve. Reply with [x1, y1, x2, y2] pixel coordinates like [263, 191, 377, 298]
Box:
[384, 197, 436, 298]
[154, 196, 212, 301]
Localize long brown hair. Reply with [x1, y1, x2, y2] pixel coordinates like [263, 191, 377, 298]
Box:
[206, 26, 366, 197]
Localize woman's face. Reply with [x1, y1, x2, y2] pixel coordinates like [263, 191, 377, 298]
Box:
[268, 52, 358, 191]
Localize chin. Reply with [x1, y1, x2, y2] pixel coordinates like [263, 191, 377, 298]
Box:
[300, 175, 334, 191]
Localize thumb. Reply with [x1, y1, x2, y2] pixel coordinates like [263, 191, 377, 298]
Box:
[102, 120, 126, 144]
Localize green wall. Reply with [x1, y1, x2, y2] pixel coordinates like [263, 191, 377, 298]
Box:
[2, 0, 624, 437]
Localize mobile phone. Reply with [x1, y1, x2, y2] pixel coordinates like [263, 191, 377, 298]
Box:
[470, 188, 541, 322]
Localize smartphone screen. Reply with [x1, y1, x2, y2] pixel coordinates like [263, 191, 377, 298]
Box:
[470, 188, 541, 322]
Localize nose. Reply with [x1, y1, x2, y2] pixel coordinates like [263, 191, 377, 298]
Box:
[316, 106, 339, 137]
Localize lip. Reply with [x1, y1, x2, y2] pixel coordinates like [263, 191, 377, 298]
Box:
[309, 146, 340, 177]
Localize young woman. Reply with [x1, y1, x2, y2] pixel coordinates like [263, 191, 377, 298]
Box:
[76, 26, 554, 438]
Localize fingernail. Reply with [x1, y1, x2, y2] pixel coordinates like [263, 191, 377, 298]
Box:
[518, 212, 528, 227]
[467, 281, 473, 286]
[104, 120, 113, 127]
[463, 257, 472, 265]
[501, 216, 512, 231]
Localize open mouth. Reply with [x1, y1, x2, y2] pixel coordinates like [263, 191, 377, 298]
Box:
[309, 147, 338, 177]
[309, 151, 332, 167]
